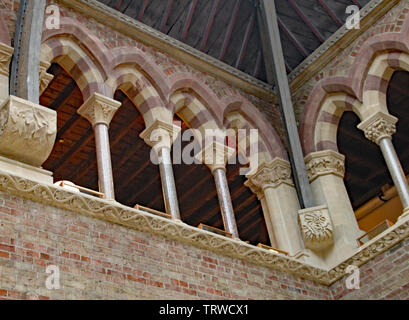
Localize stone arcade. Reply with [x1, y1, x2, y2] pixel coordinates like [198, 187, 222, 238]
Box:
[0, 0, 407, 300]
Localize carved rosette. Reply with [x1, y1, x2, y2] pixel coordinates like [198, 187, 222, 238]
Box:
[245, 158, 293, 196]
[0, 96, 57, 167]
[0, 43, 13, 77]
[140, 119, 181, 151]
[195, 141, 235, 172]
[298, 205, 333, 251]
[77, 93, 121, 127]
[357, 112, 397, 145]
[305, 150, 345, 182]
[39, 61, 54, 94]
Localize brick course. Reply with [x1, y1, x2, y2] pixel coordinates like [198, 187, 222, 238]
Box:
[0, 192, 407, 300]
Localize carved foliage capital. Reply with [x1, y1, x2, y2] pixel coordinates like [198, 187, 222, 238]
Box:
[298, 205, 333, 251]
[77, 93, 121, 127]
[357, 112, 397, 145]
[0, 43, 13, 77]
[195, 141, 235, 172]
[140, 119, 181, 150]
[245, 158, 293, 194]
[305, 150, 345, 182]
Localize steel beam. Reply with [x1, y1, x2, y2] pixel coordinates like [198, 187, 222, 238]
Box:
[259, 0, 315, 208]
[10, 0, 46, 104]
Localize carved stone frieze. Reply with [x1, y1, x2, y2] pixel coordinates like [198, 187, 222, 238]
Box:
[77, 93, 121, 127]
[357, 112, 398, 145]
[0, 169, 407, 286]
[0, 42, 13, 77]
[299, 205, 333, 251]
[305, 150, 345, 182]
[245, 158, 293, 194]
[0, 96, 57, 167]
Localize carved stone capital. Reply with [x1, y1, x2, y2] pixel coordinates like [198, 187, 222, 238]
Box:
[357, 112, 397, 145]
[195, 141, 235, 172]
[0, 95, 57, 167]
[0, 42, 13, 77]
[39, 61, 54, 94]
[77, 93, 121, 127]
[298, 205, 333, 251]
[245, 158, 293, 193]
[140, 119, 181, 150]
[305, 150, 345, 182]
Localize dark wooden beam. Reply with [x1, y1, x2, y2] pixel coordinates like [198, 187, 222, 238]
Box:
[218, 0, 241, 60]
[317, 0, 343, 27]
[180, 0, 198, 42]
[46, 79, 77, 111]
[235, 11, 255, 69]
[351, 0, 362, 9]
[51, 127, 94, 172]
[259, 0, 315, 208]
[199, 0, 220, 51]
[138, 0, 150, 22]
[116, 159, 152, 196]
[160, 0, 174, 33]
[277, 16, 308, 58]
[288, 0, 325, 43]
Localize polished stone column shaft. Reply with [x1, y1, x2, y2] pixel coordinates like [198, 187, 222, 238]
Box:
[94, 123, 115, 200]
[379, 137, 409, 210]
[78, 93, 121, 201]
[213, 167, 239, 239]
[141, 120, 181, 220]
[158, 146, 181, 220]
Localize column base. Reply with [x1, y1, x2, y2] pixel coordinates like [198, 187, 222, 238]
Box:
[0, 155, 53, 184]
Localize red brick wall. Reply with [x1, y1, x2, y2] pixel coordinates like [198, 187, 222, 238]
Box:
[330, 239, 409, 300]
[0, 192, 333, 300]
[0, 192, 408, 300]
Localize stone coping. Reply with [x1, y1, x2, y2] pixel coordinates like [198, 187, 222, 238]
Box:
[0, 169, 408, 286]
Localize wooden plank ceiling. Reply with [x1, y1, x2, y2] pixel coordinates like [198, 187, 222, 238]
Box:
[98, 0, 371, 81]
[40, 64, 269, 245]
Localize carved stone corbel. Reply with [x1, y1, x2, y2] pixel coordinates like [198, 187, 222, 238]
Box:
[0, 95, 57, 167]
[298, 205, 333, 251]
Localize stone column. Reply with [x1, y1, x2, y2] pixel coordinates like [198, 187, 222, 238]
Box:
[246, 158, 304, 255]
[305, 150, 363, 260]
[77, 93, 121, 201]
[196, 141, 239, 239]
[358, 112, 409, 219]
[140, 120, 181, 221]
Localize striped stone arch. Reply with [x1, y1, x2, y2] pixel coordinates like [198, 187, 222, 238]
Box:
[169, 90, 224, 143]
[222, 95, 287, 173]
[313, 94, 362, 152]
[106, 66, 172, 127]
[168, 73, 224, 126]
[362, 51, 409, 120]
[41, 36, 108, 100]
[109, 47, 169, 101]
